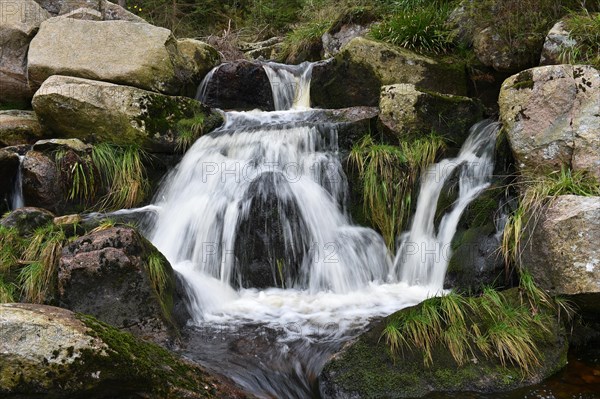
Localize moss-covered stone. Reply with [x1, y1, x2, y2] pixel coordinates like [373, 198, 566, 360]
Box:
[319, 289, 568, 398]
[311, 37, 469, 109]
[32, 75, 223, 153]
[0, 304, 245, 398]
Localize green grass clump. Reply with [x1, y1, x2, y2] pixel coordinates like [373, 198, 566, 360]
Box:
[55, 150, 98, 207]
[0, 226, 26, 274]
[175, 113, 206, 152]
[381, 277, 566, 376]
[369, 1, 455, 54]
[92, 144, 150, 210]
[502, 167, 600, 274]
[279, 20, 330, 62]
[17, 224, 66, 304]
[146, 251, 173, 324]
[0, 275, 16, 303]
[349, 133, 445, 249]
[562, 10, 600, 68]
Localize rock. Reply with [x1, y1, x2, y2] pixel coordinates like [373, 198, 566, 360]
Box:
[473, 27, 541, 72]
[21, 150, 62, 212]
[499, 65, 600, 180]
[522, 195, 600, 296]
[379, 84, 483, 144]
[32, 75, 222, 153]
[324, 106, 379, 151]
[311, 38, 468, 109]
[0, 303, 247, 398]
[319, 289, 567, 398]
[0, 110, 46, 146]
[446, 0, 475, 46]
[32, 138, 91, 153]
[100, 0, 147, 22]
[0, 207, 55, 235]
[445, 225, 506, 292]
[201, 60, 275, 111]
[58, 226, 189, 344]
[540, 21, 576, 65]
[28, 18, 187, 94]
[240, 37, 284, 60]
[0, 0, 51, 105]
[322, 24, 369, 58]
[176, 38, 222, 97]
[59, 6, 103, 20]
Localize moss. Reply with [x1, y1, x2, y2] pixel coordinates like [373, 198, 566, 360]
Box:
[512, 70, 535, 90]
[76, 314, 219, 398]
[322, 288, 568, 398]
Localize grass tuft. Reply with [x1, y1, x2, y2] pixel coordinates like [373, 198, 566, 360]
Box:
[146, 251, 173, 323]
[349, 133, 445, 249]
[176, 113, 207, 152]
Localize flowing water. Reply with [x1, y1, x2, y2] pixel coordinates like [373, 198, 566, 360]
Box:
[10, 155, 24, 210]
[142, 61, 500, 398]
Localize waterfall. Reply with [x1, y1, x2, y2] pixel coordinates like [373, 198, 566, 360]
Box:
[394, 120, 500, 290]
[195, 65, 221, 103]
[10, 155, 24, 210]
[149, 61, 390, 320]
[262, 61, 314, 110]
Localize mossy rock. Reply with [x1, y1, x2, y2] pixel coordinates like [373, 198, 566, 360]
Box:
[319, 289, 568, 398]
[311, 37, 468, 109]
[0, 303, 245, 398]
[32, 75, 223, 153]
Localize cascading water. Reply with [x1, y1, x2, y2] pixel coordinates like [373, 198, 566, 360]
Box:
[195, 64, 221, 103]
[394, 121, 500, 290]
[10, 155, 24, 210]
[142, 61, 500, 398]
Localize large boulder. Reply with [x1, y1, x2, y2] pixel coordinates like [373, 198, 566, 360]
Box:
[499, 65, 600, 181]
[177, 38, 222, 97]
[201, 60, 275, 111]
[21, 150, 62, 213]
[473, 27, 541, 73]
[0, 110, 46, 146]
[319, 289, 567, 398]
[58, 226, 189, 344]
[27, 18, 217, 94]
[379, 84, 483, 144]
[0, 207, 55, 236]
[522, 195, 600, 297]
[0, 303, 246, 398]
[540, 20, 576, 66]
[32, 75, 222, 153]
[0, 0, 51, 105]
[311, 37, 468, 109]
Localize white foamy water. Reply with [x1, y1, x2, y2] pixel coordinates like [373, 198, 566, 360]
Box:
[10, 155, 24, 210]
[146, 62, 498, 347]
[394, 120, 500, 290]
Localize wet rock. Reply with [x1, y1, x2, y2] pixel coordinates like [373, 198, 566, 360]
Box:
[201, 60, 275, 111]
[0, 0, 51, 105]
[379, 84, 483, 145]
[540, 20, 576, 65]
[499, 65, 600, 181]
[0, 207, 55, 236]
[0, 303, 247, 398]
[21, 150, 62, 213]
[27, 17, 205, 94]
[58, 226, 189, 345]
[522, 195, 600, 297]
[311, 37, 468, 108]
[32, 75, 222, 153]
[319, 289, 568, 398]
[0, 110, 46, 147]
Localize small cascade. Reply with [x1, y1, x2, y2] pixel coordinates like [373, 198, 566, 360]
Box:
[195, 65, 221, 103]
[10, 155, 25, 210]
[262, 61, 314, 110]
[394, 120, 500, 289]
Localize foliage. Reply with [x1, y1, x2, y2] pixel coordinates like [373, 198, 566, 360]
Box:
[92, 144, 150, 210]
[176, 113, 206, 152]
[562, 10, 600, 68]
[369, 1, 455, 54]
[146, 251, 173, 323]
[0, 226, 26, 274]
[17, 224, 66, 304]
[279, 20, 331, 62]
[501, 167, 600, 275]
[0, 275, 16, 303]
[349, 133, 445, 249]
[381, 278, 566, 375]
[55, 150, 98, 207]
